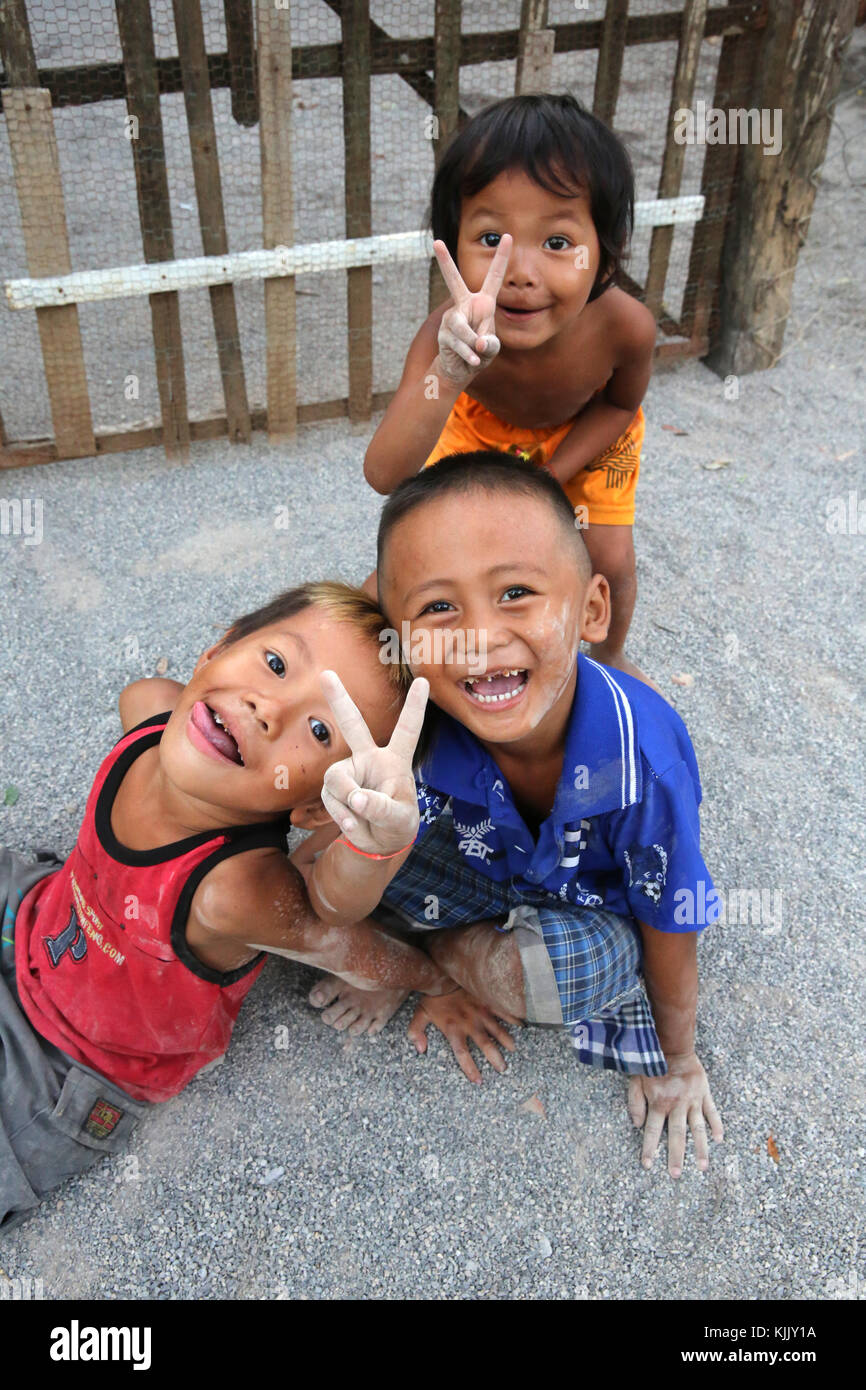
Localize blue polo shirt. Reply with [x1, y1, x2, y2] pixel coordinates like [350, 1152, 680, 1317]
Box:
[413, 654, 718, 933]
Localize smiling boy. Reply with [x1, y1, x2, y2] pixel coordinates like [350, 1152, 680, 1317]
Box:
[341, 454, 722, 1176]
[0, 581, 451, 1230]
[364, 93, 656, 680]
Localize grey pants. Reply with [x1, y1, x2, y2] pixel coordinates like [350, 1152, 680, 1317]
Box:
[0, 848, 150, 1234]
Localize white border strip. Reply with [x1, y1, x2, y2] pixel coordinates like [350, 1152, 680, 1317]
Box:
[4, 197, 704, 311]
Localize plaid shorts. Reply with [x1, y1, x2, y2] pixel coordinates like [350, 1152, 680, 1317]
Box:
[374, 811, 667, 1076]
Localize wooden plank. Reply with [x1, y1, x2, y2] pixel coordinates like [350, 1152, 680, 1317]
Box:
[257, 0, 296, 439]
[706, 0, 859, 374]
[341, 0, 372, 424]
[644, 0, 709, 322]
[2, 88, 95, 458]
[115, 0, 190, 461]
[0, 7, 761, 108]
[223, 0, 257, 126]
[324, 0, 469, 126]
[680, 22, 759, 342]
[428, 0, 461, 312]
[516, 0, 554, 95]
[593, 0, 629, 126]
[173, 0, 251, 444]
[0, 0, 38, 85]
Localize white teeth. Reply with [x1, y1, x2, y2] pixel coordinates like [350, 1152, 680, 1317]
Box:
[467, 680, 528, 704]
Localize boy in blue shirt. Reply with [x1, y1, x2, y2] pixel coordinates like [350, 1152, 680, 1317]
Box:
[308, 453, 723, 1177]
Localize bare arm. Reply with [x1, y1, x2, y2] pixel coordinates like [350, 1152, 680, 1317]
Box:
[546, 297, 656, 488]
[638, 919, 697, 1059]
[364, 236, 512, 494]
[187, 846, 453, 995]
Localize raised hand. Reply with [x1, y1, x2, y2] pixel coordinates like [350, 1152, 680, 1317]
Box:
[318, 670, 429, 856]
[433, 234, 512, 388]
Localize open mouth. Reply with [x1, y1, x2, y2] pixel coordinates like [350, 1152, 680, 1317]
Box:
[461, 669, 529, 707]
[189, 701, 245, 765]
[498, 304, 547, 320]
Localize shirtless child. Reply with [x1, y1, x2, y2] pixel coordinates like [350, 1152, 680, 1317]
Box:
[364, 93, 656, 681]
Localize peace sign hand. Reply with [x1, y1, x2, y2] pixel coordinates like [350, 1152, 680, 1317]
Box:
[318, 671, 429, 856]
[433, 234, 512, 388]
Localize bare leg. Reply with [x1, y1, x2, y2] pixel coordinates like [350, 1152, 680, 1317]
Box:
[427, 921, 526, 1019]
[582, 523, 659, 691]
[308, 973, 408, 1036]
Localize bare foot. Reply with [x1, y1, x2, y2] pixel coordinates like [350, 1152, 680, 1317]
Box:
[308, 973, 409, 1036]
[588, 645, 663, 696]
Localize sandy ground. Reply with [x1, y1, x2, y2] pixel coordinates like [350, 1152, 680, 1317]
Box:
[0, 20, 864, 1302]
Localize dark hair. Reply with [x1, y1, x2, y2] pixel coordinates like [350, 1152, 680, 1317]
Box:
[430, 93, 634, 300]
[377, 451, 590, 580]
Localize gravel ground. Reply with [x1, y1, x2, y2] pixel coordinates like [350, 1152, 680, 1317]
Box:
[0, 26, 864, 1303]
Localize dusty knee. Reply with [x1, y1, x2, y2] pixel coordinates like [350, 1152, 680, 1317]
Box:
[429, 922, 526, 1018]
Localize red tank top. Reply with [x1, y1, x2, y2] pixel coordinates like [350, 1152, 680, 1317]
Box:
[15, 713, 292, 1102]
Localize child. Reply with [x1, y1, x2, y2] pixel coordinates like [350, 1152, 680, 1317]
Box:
[315, 455, 723, 1177]
[0, 581, 449, 1231]
[363, 93, 656, 681]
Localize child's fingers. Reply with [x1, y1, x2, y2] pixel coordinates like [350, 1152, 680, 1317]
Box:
[666, 1106, 688, 1178]
[320, 669, 377, 757]
[640, 1106, 665, 1168]
[407, 1003, 429, 1053]
[481, 1013, 516, 1051]
[320, 784, 356, 833]
[480, 232, 513, 300]
[440, 314, 482, 364]
[350, 785, 416, 836]
[689, 1106, 710, 1171]
[433, 238, 469, 303]
[447, 1032, 482, 1085]
[322, 760, 363, 809]
[703, 1091, 724, 1143]
[471, 1028, 507, 1075]
[388, 676, 429, 763]
[627, 1075, 647, 1128]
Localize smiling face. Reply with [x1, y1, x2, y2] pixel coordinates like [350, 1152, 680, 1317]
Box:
[380, 489, 610, 757]
[457, 168, 604, 351]
[159, 604, 402, 826]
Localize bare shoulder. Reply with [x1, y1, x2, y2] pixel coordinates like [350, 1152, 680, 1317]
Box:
[190, 843, 297, 938]
[118, 676, 185, 733]
[604, 287, 657, 362]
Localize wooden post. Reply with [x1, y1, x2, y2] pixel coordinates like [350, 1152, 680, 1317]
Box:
[680, 17, 760, 345]
[516, 0, 554, 96]
[644, 0, 708, 322]
[223, 0, 258, 126]
[173, 0, 251, 443]
[257, 0, 296, 439]
[341, 0, 372, 424]
[706, 0, 859, 375]
[116, 0, 190, 461]
[593, 0, 629, 127]
[0, 0, 95, 460]
[428, 0, 461, 314]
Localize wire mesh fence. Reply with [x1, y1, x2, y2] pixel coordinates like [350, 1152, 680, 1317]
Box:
[0, 0, 769, 462]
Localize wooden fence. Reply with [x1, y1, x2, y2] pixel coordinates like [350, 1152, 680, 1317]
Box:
[0, 0, 857, 468]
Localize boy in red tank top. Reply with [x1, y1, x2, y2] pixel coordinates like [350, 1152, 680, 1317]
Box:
[1, 580, 449, 1231]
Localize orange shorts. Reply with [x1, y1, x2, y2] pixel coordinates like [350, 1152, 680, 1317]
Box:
[423, 394, 645, 526]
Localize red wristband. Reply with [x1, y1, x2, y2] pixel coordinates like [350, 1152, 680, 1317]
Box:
[335, 835, 416, 861]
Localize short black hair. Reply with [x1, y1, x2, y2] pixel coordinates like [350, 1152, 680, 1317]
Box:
[430, 93, 634, 300]
[377, 451, 591, 587]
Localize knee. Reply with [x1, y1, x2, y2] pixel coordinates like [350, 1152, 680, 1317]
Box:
[429, 923, 526, 1018]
